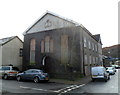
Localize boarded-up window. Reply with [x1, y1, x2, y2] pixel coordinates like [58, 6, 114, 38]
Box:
[30, 39, 36, 63]
[96, 57, 98, 63]
[61, 35, 68, 64]
[95, 45, 98, 52]
[50, 39, 53, 53]
[84, 37, 87, 47]
[92, 43, 94, 51]
[89, 55, 91, 64]
[88, 41, 91, 49]
[93, 56, 95, 64]
[84, 54, 87, 64]
[45, 36, 50, 53]
[41, 40, 44, 53]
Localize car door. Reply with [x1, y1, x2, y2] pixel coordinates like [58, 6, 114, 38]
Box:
[22, 70, 33, 80]
[31, 70, 38, 79]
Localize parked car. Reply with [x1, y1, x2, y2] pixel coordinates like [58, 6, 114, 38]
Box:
[111, 65, 119, 69]
[91, 66, 110, 82]
[110, 66, 116, 72]
[106, 67, 116, 75]
[16, 69, 49, 83]
[0, 66, 19, 79]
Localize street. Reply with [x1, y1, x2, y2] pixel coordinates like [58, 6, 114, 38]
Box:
[70, 69, 119, 94]
[0, 69, 119, 95]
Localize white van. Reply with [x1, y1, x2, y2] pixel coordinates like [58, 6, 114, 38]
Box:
[91, 66, 110, 82]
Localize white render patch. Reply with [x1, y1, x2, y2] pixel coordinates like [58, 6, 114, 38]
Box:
[23, 11, 81, 35]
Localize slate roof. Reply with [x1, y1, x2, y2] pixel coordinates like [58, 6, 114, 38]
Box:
[93, 34, 102, 45]
[0, 36, 23, 46]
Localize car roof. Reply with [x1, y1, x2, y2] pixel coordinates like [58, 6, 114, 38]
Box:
[27, 69, 42, 71]
[0, 66, 12, 67]
[92, 66, 104, 68]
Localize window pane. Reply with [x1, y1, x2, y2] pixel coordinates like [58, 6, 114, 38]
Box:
[50, 39, 53, 53]
[84, 55, 87, 64]
[41, 40, 44, 53]
[2, 67, 10, 70]
[30, 39, 35, 51]
[45, 36, 50, 53]
[30, 39, 36, 63]
[84, 37, 87, 47]
[30, 51, 35, 63]
[89, 55, 91, 64]
[61, 35, 68, 64]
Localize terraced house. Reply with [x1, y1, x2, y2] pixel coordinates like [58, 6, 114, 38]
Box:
[0, 36, 23, 70]
[23, 12, 102, 79]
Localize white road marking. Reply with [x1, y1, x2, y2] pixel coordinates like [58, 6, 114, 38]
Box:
[20, 86, 57, 93]
[57, 85, 77, 92]
[20, 84, 86, 94]
[58, 84, 85, 95]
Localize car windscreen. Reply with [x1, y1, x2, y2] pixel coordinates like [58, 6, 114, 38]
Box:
[2, 67, 10, 70]
[92, 67, 104, 75]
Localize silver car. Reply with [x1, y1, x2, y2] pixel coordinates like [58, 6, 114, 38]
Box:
[106, 67, 115, 75]
[0, 66, 19, 79]
[91, 66, 110, 82]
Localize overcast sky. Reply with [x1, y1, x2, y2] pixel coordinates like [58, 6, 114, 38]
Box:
[0, 0, 119, 47]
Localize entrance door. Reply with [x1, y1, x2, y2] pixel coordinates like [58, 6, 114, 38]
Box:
[43, 56, 51, 73]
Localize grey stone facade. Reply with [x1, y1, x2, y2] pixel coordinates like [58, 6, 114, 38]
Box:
[23, 12, 102, 79]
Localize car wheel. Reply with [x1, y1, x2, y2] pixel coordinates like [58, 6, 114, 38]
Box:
[105, 78, 108, 82]
[17, 76, 21, 81]
[33, 77, 39, 83]
[3, 74, 8, 80]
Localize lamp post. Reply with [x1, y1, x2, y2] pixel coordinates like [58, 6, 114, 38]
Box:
[108, 51, 111, 66]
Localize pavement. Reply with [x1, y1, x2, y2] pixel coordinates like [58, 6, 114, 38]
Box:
[49, 75, 92, 85]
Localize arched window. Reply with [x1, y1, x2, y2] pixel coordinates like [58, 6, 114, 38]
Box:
[41, 40, 45, 53]
[61, 35, 68, 64]
[30, 39, 36, 63]
[50, 39, 53, 53]
[84, 54, 87, 64]
[45, 36, 50, 53]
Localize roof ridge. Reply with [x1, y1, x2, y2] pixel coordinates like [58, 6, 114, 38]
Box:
[0, 36, 16, 40]
[0, 36, 17, 45]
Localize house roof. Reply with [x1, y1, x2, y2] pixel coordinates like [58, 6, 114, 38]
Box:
[93, 34, 102, 45]
[0, 36, 23, 46]
[23, 11, 81, 35]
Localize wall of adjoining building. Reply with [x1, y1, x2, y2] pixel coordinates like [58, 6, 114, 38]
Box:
[82, 28, 100, 76]
[2, 37, 23, 70]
